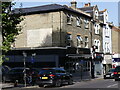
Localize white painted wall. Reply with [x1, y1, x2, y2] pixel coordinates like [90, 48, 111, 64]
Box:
[27, 28, 52, 47]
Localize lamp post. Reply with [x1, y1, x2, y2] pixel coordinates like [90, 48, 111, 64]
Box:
[23, 51, 27, 87]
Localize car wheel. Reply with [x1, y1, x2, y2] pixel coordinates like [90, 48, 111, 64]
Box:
[39, 84, 43, 87]
[55, 79, 61, 87]
[68, 78, 73, 85]
[115, 79, 118, 81]
[104, 76, 106, 79]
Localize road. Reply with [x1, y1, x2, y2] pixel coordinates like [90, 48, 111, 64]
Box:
[3, 79, 120, 90]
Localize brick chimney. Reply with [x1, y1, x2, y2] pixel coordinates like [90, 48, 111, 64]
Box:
[71, 0, 77, 8]
[84, 3, 91, 7]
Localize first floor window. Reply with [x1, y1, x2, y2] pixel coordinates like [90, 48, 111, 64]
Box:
[77, 35, 83, 47]
[85, 36, 88, 48]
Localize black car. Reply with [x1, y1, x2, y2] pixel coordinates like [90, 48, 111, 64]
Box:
[36, 68, 73, 87]
[114, 66, 120, 81]
[104, 68, 115, 79]
[4, 67, 39, 83]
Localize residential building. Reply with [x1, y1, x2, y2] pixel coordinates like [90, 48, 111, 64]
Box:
[99, 9, 113, 74]
[112, 26, 120, 68]
[80, 3, 104, 77]
[4, 1, 93, 79]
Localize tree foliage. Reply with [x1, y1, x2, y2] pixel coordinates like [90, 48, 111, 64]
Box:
[2, 2, 23, 52]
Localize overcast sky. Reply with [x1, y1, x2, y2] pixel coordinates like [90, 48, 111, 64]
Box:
[13, 0, 119, 26]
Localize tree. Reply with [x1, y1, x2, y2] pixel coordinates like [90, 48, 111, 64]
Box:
[1, 2, 23, 64]
[2, 2, 23, 52]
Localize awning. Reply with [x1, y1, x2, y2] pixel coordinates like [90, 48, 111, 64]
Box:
[66, 54, 91, 59]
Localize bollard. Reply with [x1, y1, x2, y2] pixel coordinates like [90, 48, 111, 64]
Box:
[14, 80, 18, 87]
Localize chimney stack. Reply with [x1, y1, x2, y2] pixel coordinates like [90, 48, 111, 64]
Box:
[71, 0, 77, 8]
[84, 3, 91, 7]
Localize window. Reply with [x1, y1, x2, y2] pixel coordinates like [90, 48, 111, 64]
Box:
[95, 10, 99, 19]
[67, 33, 72, 46]
[67, 14, 72, 24]
[84, 19, 89, 29]
[105, 42, 110, 53]
[67, 33, 72, 40]
[76, 17, 82, 26]
[94, 23, 100, 34]
[85, 37, 88, 48]
[105, 26, 109, 37]
[94, 39, 100, 52]
[77, 35, 83, 47]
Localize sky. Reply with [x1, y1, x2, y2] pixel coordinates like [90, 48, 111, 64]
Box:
[13, 0, 119, 26]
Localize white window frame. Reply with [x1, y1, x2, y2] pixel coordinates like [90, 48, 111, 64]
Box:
[94, 39, 100, 52]
[95, 10, 99, 19]
[77, 35, 83, 47]
[84, 19, 89, 29]
[67, 14, 72, 24]
[85, 37, 88, 48]
[76, 17, 80, 26]
[94, 23, 100, 34]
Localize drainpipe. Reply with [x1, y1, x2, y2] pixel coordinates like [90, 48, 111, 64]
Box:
[59, 11, 62, 46]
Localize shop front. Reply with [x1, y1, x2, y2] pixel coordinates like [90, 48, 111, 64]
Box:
[94, 53, 104, 78]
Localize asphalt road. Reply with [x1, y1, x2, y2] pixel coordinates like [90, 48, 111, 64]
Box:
[2, 79, 120, 90]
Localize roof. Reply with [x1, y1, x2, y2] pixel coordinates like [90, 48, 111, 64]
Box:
[79, 6, 94, 11]
[13, 4, 91, 18]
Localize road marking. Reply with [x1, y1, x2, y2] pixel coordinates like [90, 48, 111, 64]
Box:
[107, 84, 118, 88]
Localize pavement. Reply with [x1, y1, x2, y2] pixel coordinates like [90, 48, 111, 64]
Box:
[0, 76, 103, 89]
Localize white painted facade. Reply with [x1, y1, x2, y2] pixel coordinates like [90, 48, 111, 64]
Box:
[101, 10, 112, 68]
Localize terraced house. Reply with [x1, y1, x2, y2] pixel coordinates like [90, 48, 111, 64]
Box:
[3, 1, 111, 79]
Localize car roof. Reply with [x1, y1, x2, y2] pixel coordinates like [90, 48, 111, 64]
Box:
[12, 67, 30, 70]
[42, 67, 65, 71]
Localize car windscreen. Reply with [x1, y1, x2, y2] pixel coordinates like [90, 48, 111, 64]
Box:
[39, 69, 55, 74]
[108, 69, 115, 72]
[10, 69, 24, 73]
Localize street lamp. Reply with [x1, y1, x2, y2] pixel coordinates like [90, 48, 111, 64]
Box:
[23, 51, 27, 87]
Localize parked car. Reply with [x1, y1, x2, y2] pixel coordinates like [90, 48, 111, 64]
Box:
[36, 67, 73, 87]
[104, 68, 115, 79]
[4, 67, 39, 83]
[1, 65, 11, 82]
[114, 66, 120, 81]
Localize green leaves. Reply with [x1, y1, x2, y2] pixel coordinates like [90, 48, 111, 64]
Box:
[2, 2, 23, 52]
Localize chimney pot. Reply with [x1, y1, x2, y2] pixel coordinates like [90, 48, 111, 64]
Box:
[71, 0, 77, 8]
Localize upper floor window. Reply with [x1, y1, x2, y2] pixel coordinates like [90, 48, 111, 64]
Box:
[67, 33, 72, 40]
[84, 19, 89, 29]
[67, 14, 72, 24]
[95, 10, 99, 19]
[105, 42, 110, 53]
[77, 35, 83, 47]
[67, 33, 72, 46]
[94, 24, 100, 34]
[76, 17, 82, 26]
[94, 39, 100, 52]
[105, 26, 109, 37]
[85, 36, 88, 48]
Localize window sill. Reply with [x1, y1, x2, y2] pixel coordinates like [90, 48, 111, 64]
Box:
[67, 23, 72, 25]
[77, 25, 81, 27]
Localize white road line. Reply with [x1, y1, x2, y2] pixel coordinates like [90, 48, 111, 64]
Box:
[107, 84, 118, 88]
